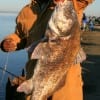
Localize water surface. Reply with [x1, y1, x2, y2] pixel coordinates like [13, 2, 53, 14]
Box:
[0, 12, 28, 100]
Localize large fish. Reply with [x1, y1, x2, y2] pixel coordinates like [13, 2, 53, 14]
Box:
[17, 0, 81, 100]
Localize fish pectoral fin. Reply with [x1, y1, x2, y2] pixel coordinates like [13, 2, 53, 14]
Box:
[31, 43, 44, 59]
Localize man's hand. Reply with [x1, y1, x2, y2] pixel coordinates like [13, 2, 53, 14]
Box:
[0, 38, 17, 52]
[54, 0, 64, 4]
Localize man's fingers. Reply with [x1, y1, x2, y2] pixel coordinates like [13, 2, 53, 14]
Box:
[5, 47, 17, 52]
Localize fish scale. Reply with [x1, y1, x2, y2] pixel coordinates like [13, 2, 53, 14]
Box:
[17, 0, 80, 100]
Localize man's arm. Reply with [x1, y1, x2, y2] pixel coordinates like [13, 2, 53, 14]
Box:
[73, 0, 93, 25]
[0, 4, 39, 52]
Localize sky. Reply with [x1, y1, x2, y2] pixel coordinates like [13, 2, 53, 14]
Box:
[0, 0, 99, 16]
[85, 0, 100, 17]
[0, 0, 29, 12]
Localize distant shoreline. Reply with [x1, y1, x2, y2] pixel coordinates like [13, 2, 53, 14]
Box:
[0, 11, 18, 14]
[0, 11, 18, 16]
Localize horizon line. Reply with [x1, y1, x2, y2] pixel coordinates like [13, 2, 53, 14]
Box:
[0, 10, 18, 13]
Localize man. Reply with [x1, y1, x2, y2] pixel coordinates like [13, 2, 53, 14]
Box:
[0, 0, 93, 100]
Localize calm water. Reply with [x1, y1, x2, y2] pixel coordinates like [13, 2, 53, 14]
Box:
[0, 13, 28, 100]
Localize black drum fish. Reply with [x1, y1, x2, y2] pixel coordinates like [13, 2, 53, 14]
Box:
[17, 0, 81, 100]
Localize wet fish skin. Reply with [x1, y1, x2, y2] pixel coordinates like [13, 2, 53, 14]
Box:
[17, 0, 80, 100]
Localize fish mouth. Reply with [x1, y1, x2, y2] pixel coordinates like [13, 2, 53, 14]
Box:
[54, 0, 65, 4]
